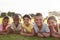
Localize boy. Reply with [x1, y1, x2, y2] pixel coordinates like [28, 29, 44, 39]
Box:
[33, 13, 50, 37]
[9, 15, 22, 34]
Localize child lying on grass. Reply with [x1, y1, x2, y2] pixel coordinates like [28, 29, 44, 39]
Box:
[47, 16, 60, 38]
[20, 15, 34, 36]
[8, 15, 22, 34]
[33, 13, 50, 38]
[0, 16, 10, 35]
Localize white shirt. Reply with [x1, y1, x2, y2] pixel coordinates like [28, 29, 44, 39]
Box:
[33, 23, 50, 33]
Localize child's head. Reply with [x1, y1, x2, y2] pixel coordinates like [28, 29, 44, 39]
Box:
[23, 15, 31, 25]
[47, 16, 57, 27]
[34, 13, 43, 26]
[13, 15, 20, 25]
[2, 16, 9, 26]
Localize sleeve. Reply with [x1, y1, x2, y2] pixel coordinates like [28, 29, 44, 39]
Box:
[31, 24, 34, 29]
[19, 23, 22, 30]
[45, 25, 50, 33]
[32, 23, 38, 33]
[10, 24, 14, 30]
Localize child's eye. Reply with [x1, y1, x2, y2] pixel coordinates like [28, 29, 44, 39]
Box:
[52, 22, 54, 24]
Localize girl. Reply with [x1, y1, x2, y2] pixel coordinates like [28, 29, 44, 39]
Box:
[20, 15, 34, 36]
[0, 16, 10, 34]
[47, 16, 60, 38]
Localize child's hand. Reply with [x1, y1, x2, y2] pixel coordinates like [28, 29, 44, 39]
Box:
[20, 32, 24, 35]
[2, 32, 7, 35]
[2, 30, 6, 32]
[37, 33, 44, 37]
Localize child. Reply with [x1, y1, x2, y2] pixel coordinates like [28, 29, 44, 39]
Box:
[10, 15, 22, 34]
[0, 16, 10, 34]
[47, 16, 60, 38]
[20, 15, 34, 36]
[33, 13, 50, 37]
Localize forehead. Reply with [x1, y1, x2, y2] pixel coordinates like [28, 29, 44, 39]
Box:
[24, 17, 30, 19]
[34, 16, 43, 19]
[48, 19, 56, 22]
[3, 19, 9, 20]
[14, 18, 19, 20]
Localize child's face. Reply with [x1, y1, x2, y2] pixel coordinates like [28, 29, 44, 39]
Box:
[3, 19, 9, 25]
[48, 19, 56, 27]
[34, 16, 43, 26]
[23, 17, 30, 25]
[14, 18, 19, 25]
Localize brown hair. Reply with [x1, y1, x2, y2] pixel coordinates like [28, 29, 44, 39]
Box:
[35, 13, 42, 16]
[47, 16, 57, 22]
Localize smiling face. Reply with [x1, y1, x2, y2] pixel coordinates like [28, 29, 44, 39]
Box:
[2, 19, 9, 26]
[47, 19, 56, 27]
[34, 16, 43, 27]
[23, 17, 31, 25]
[13, 18, 19, 26]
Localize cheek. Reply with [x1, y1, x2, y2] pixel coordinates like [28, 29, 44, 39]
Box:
[35, 20, 38, 24]
[24, 20, 29, 23]
[35, 21, 42, 26]
[15, 21, 18, 23]
[4, 21, 8, 23]
[48, 23, 54, 27]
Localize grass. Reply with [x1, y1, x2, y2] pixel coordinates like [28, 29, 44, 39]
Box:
[0, 34, 60, 40]
[0, 17, 60, 40]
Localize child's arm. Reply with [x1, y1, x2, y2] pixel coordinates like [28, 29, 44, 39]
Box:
[20, 28, 34, 36]
[0, 31, 7, 35]
[51, 33, 60, 38]
[37, 33, 44, 37]
[37, 32, 50, 38]
[0, 31, 3, 34]
[6, 27, 12, 34]
[49, 25, 60, 38]
[42, 32, 50, 37]
[42, 26, 50, 37]
[56, 24, 60, 33]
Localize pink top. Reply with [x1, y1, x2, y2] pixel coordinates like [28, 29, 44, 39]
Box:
[0, 24, 10, 31]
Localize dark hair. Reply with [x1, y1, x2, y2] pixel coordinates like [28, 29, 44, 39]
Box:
[23, 14, 31, 19]
[35, 13, 42, 16]
[13, 15, 19, 19]
[3, 16, 9, 20]
[47, 16, 57, 22]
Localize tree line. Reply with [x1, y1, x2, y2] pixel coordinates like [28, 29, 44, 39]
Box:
[0, 11, 60, 18]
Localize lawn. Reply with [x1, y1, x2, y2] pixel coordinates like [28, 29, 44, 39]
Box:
[0, 34, 60, 40]
[0, 18, 60, 40]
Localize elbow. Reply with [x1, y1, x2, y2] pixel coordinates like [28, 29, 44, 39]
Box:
[44, 34, 50, 38]
[31, 34, 34, 36]
[44, 33, 50, 38]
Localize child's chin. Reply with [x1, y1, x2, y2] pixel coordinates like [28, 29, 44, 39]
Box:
[37, 24, 41, 26]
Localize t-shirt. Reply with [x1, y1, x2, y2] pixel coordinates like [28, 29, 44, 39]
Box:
[22, 23, 33, 33]
[10, 22, 22, 31]
[0, 24, 10, 31]
[33, 23, 50, 33]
